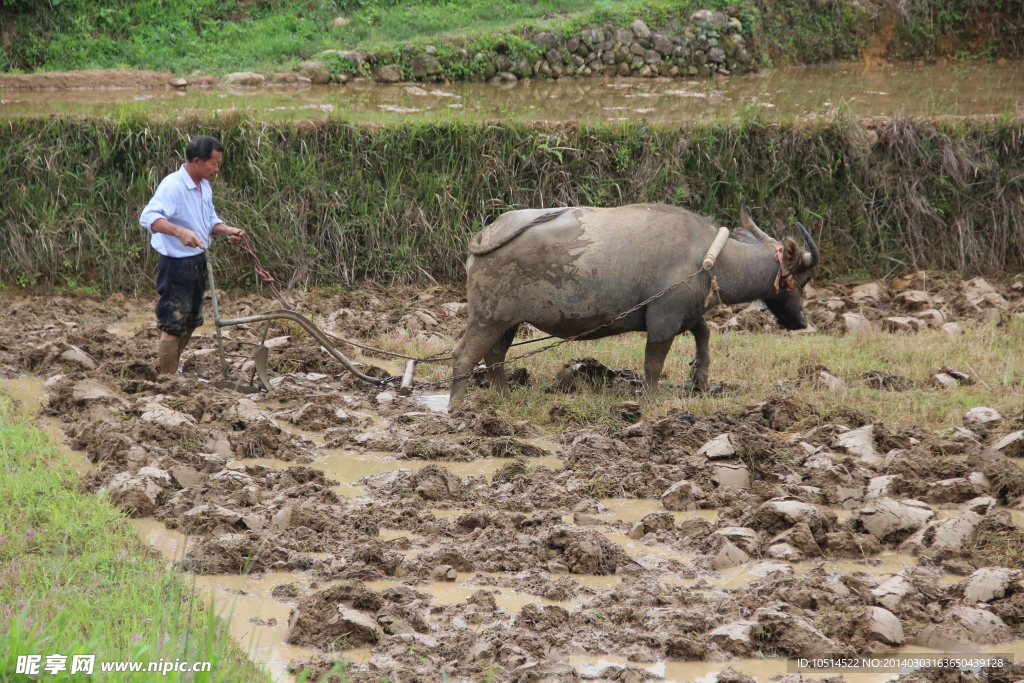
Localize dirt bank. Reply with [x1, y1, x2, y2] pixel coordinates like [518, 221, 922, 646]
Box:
[0, 68, 179, 91]
[1, 276, 1023, 682]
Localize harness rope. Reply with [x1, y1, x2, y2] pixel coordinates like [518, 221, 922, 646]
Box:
[230, 228, 791, 390]
[772, 244, 797, 294]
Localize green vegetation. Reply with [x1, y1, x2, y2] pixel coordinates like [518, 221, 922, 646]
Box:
[0, 0, 741, 75]
[754, 0, 866, 66]
[2, 113, 1023, 293]
[390, 316, 1024, 433]
[888, 0, 1024, 61]
[3, 0, 1022, 77]
[0, 396, 267, 682]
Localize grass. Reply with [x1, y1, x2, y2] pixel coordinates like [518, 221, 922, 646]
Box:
[888, 0, 1024, 61]
[0, 395, 269, 682]
[3, 0, 1022, 77]
[0, 0, 746, 76]
[378, 317, 1024, 433]
[2, 114, 1024, 294]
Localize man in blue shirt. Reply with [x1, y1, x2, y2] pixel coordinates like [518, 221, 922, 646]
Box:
[140, 135, 245, 374]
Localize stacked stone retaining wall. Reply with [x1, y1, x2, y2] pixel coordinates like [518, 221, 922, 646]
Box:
[297, 10, 756, 86]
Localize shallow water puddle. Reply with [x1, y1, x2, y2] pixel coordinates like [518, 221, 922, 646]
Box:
[131, 519, 325, 682]
[236, 447, 564, 490]
[364, 576, 574, 613]
[600, 530, 695, 565]
[569, 652, 908, 683]
[569, 653, 790, 683]
[247, 406, 565, 494]
[598, 498, 719, 525]
[1, 375, 93, 475]
[414, 393, 449, 413]
[1003, 508, 1024, 527]
[7, 62, 1024, 122]
[104, 309, 160, 336]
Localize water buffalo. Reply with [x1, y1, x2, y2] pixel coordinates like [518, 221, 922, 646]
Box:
[449, 202, 819, 406]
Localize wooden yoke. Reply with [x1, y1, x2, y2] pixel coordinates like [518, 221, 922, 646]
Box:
[701, 227, 731, 271]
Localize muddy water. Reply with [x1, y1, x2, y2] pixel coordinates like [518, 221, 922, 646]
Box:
[1, 376, 93, 475]
[235, 449, 564, 492]
[131, 519, 361, 681]
[598, 498, 720, 525]
[3, 63, 1024, 122]
[569, 653, 908, 683]
[0, 372, 1009, 682]
[364, 576, 575, 612]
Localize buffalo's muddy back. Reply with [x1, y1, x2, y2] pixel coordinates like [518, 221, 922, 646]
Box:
[467, 207, 576, 255]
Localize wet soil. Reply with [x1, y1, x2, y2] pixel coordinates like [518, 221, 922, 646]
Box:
[4, 63, 1024, 123]
[0, 68, 176, 91]
[2, 276, 1024, 683]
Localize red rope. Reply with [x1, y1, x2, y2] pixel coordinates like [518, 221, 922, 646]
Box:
[234, 235, 288, 306]
[772, 244, 797, 294]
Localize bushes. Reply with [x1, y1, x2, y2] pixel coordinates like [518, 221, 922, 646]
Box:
[2, 114, 1023, 293]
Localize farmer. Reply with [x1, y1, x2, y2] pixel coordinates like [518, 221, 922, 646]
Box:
[140, 135, 245, 374]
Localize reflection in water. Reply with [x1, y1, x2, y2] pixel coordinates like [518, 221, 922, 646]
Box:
[4, 63, 1024, 122]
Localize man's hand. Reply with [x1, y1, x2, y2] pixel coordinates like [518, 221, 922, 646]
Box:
[175, 227, 204, 249]
[212, 223, 245, 245]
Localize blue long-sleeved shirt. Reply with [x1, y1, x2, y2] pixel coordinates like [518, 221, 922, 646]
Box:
[139, 165, 224, 258]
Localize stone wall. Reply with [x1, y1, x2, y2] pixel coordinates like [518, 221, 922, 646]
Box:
[298, 10, 756, 86]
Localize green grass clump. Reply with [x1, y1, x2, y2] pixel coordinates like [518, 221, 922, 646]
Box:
[0, 396, 268, 682]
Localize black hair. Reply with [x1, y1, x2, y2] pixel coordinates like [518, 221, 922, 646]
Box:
[185, 135, 224, 163]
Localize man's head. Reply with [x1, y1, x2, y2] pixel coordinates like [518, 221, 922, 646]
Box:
[185, 135, 224, 181]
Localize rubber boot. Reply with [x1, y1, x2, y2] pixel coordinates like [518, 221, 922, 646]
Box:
[158, 339, 180, 374]
[176, 327, 195, 354]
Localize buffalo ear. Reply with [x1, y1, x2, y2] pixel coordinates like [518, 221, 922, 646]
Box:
[782, 238, 802, 272]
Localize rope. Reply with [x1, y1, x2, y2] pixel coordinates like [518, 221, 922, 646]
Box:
[703, 275, 721, 308]
[412, 266, 709, 390]
[234, 235, 290, 309]
[772, 244, 797, 294]
[231, 233, 723, 391]
[231, 236, 558, 368]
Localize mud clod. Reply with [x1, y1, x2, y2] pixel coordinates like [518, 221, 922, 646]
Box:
[5, 284, 1024, 682]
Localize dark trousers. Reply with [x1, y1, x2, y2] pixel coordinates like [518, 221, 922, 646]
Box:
[155, 253, 207, 337]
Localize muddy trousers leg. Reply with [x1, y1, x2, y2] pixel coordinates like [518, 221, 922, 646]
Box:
[643, 337, 676, 395]
[484, 324, 520, 397]
[688, 317, 711, 391]
[449, 323, 511, 406]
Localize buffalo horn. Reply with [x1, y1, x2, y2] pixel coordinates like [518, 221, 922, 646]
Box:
[797, 222, 820, 268]
[739, 197, 776, 244]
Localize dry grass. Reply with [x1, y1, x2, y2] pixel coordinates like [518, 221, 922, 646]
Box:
[373, 317, 1024, 432]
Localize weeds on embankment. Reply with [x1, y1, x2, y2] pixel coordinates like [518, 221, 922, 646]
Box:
[0, 0, 861, 76]
[2, 0, 1022, 76]
[2, 113, 1023, 293]
[0, 397, 269, 682]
